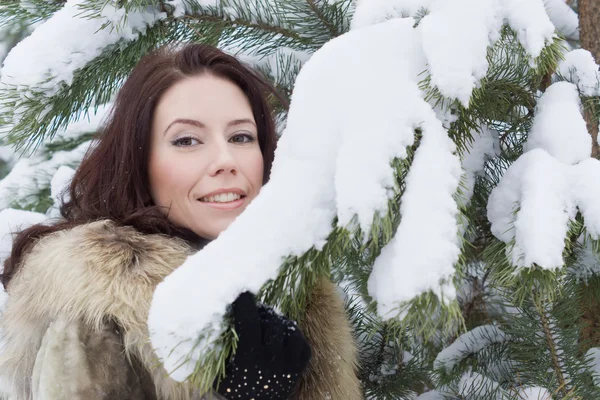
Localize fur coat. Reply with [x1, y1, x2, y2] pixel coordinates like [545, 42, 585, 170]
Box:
[0, 220, 362, 400]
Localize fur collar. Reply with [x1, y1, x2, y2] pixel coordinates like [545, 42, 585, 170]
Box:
[0, 220, 361, 399]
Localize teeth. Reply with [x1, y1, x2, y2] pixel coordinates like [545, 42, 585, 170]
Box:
[201, 193, 242, 203]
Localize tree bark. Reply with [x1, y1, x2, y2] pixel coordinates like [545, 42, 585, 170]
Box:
[578, 0, 600, 354]
[579, 0, 600, 157]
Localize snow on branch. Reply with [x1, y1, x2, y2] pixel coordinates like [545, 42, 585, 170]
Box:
[149, 0, 564, 381]
[434, 324, 507, 372]
[148, 17, 462, 381]
[557, 49, 600, 97]
[488, 82, 600, 269]
[543, 0, 579, 41]
[0, 0, 164, 99]
[353, 0, 556, 107]
[0, 106, 108, 211]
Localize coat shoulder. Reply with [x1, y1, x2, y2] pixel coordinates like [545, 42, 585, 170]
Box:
[7, 219, 194, 327]
[0, 220, 197, 399]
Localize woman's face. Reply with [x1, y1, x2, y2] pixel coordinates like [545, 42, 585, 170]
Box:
[149, 74, 264, 240]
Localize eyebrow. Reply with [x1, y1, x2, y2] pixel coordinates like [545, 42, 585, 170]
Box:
[163, 118, 256, 136]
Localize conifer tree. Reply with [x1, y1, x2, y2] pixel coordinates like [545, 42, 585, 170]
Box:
[1, 1, 599, 399]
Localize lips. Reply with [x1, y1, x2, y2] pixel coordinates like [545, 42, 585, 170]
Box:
[198, 187, 246, 200]
[196, 188, 248, 210]
[197, 196, 246, 211]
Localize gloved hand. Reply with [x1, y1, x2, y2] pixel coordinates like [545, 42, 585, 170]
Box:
[214, 292, 311, 400]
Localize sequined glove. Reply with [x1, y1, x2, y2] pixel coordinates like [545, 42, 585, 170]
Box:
[214, 292, 311, 400]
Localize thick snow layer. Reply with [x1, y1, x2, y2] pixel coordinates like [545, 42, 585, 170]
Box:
[1, 1, 164, 98]
[524, 82, 591, 165]
[488, 80, 600, 269]
[543, 0, 579, 41]
[353, 0, 555, 106]
[488, 149, 571, 268]
[351, 0, 436, 29]
[501, 0, 556, 59]
[148, 18, 462, 381]
[367, 110, 462, 315]
[558, 49, 600, 97]
[488, 150, 600, 269]
[419, 0, 502, 107]
[434, 325, 507, 372]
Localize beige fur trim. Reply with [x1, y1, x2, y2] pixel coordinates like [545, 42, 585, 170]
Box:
[0, 220, 361, 399]
[295, 279, 362, 399]
[0, 220, 197, 399]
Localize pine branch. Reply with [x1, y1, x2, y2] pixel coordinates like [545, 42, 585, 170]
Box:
[534, 297, 569, 397]
[0, 0, 64, 26]
[305, 0, 344, 38]
[1, 16, 218, 152]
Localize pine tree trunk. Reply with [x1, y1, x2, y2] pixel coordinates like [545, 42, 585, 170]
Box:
[579, 0, 600, 157]
[579, 0, 600, 353]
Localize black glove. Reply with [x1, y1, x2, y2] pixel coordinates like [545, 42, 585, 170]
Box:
[214, 292, 311, 400]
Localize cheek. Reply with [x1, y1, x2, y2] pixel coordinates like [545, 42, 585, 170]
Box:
[149, 155, 192, 204]
[248, 149, 265, 188]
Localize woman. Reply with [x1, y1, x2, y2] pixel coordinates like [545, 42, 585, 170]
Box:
[0, 44, 361, 399]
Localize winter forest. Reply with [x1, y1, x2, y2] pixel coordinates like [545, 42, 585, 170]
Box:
[0, 0, 599, 399]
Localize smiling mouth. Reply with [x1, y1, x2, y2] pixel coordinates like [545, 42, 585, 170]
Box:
[197, 192, 248, 211]
[199, 192, 247, 203]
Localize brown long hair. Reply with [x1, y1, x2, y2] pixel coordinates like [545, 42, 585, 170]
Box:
[1, 44, 281, 288]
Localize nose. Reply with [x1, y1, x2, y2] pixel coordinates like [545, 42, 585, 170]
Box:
[209, 141, 238, 177]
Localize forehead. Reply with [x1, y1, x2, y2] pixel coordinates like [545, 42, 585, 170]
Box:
[153, 74, 254, 127]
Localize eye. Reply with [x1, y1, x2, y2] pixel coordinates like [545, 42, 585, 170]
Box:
[171, 136, 201, 147]
[230, 132, 256, 144]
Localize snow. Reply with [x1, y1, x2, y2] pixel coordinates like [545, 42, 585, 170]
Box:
[489, 151, 600, 269]
[416, 391, 445, 400]
[149, 0, 563, 379]
[557, 49, 600, 97]
[434, 325, 507, 372]
[586, 347, 600, 386]
[501, 0, 556, 59]
[367, 109, 462, 315]
[517, 386, 552, 399]
[149, 17, 462, 381]
[460, 127, 499, 204]
[351, 0, 435, 29]
[543, 0, 579, 41]
[0, 146, 16, 168]
[458, 371, 502, 397]
[487, 80, 600, 269]
[0, 141, 90, 211]
[0, 105, 106, 213]
[488, 149, 571, 268]
[1, 1, 164, 98]
[352, 0, 556, 107]
[47, 165, 75, 218]
[524, 82, 591, 165]
[569, 237, 600, 281]
[0, 208, 47, 269]
[419, 0, 502, 107]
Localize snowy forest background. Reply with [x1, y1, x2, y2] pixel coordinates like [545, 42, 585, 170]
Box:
[1, 0, 600, 399]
